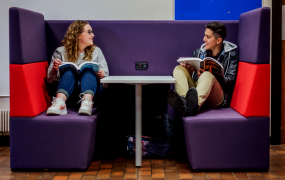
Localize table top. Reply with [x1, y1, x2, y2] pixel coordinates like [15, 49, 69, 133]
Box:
[100, 76, 176, 84]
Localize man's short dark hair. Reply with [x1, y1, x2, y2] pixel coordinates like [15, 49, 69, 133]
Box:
[205, 22, 227, 41]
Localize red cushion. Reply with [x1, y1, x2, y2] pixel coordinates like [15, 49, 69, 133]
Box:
[230, 62, 270, 117]
[10, 62, 51, 117]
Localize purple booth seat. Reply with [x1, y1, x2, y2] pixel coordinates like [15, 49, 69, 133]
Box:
[183, 108, 269, 170]
[182, 7, 270, 170]
[10, 108, 100, 170]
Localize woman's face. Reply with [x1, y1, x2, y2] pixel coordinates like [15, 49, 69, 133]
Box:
[78, 24, 94, 48]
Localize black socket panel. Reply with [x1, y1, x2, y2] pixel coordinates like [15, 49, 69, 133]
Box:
[135, 62, 148, 70]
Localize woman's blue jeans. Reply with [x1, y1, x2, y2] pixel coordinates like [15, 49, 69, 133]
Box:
[56, 67, 102, 99]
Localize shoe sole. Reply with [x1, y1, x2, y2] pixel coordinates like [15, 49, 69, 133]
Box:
[167, 90, 186, 114]
[46, 107, 67, 115]
[78, 109, 92, 115]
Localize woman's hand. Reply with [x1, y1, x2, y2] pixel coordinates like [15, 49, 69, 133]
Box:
[180, 63, 194, 75]
[53, 59, 62, 70]
[95, 69, 105, 79]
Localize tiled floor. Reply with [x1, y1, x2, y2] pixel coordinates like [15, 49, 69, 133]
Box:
[1, 145, 285, 180]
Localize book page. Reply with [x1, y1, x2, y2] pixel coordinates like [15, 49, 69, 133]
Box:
[177, 57, 202, 72]
[203, 58, 224, 77]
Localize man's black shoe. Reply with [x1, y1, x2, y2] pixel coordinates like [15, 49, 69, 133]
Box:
[183, 87, 199, 117]
[167, 89, 186, 114]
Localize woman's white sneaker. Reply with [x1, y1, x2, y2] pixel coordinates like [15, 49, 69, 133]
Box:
[46, 97, 67, 115]
[78, 97, 93, 115]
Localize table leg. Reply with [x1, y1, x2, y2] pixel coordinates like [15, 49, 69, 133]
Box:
[135, 84, 142, 167]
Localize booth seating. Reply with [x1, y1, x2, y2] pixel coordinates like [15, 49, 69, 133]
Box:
[9, 7, 270, 170]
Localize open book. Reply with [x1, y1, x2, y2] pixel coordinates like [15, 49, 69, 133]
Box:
[59, 61, 100, 75]
[177, 57, 224, 77]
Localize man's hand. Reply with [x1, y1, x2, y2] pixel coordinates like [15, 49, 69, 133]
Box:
[180, 63, 194, 75]
[209, 65, 213, 74]
[197, 68, 205, 77]
[53, 59, 62, 70]
[95, 69, 105, 79]
[197, 65, 213, 77]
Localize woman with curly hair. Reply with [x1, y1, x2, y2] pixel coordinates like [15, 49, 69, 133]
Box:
[46, 20, 109, 115]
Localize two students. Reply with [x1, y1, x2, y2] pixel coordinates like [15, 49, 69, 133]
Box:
[46, 21, 238, 117]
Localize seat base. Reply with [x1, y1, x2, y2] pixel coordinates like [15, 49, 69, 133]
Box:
[10, 108, 100, 170]
[183, 108, 270, 170]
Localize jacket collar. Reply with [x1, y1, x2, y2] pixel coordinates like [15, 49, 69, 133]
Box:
[200, 41, 237, 54]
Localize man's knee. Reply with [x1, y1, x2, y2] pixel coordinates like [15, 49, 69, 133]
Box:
[199, 71, 215, 81]
[173, 65, 190, 78]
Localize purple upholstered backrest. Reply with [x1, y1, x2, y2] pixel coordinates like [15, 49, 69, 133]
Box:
[9, 7, 47, 64]
[46, 21, 239, 76]
[238, 7, 270, 64]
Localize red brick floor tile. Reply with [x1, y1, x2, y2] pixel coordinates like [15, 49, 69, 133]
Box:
[111, 171, 124, 176]
[110, 176, 124, 180]
[176, 164, 189, 169]
[112, 167, 126, 171]
[98, 169, 112, 174]
[124, 173, 137, 179]
[178, 169, 191, 174]
[88, 165, 100, 171]
[179, 173, 193, 179]
[165, 166, 177, 170]
[96, 173, 111, 179]
[53, 176, 69, 180]
[152, 169, 164, 173]
[192, 172, 207, 177]
[165, 177, 179, 180]
[68, 172, 83, 179]
[260, 172, 278, 179]
[220, 177, 236, 180]
[139, 166, 151, 171]
[84, 171, 98, 176]
[138, 170, 151, 176]
[90, 161, 101, 166]
[249, 177, 265, 180]
[219, 172, 234, 177]
[100, 164, 113, 169]
[246, 172, 262, 177]
[81, 175, 96, 180]
[206, 172, 221, 179]
[56, 172, 71, 176]
[233, 172, 249, 179]
[151, 160, 163, 164]
[125, 168, 138, 174]
[152, 173, 165, 178]
[138, 177, 152, 180]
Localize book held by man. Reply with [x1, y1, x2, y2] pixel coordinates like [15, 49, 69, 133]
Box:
[177, 57, 224, 77]
[59, 61, 100, 75]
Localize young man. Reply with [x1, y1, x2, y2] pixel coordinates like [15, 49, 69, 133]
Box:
[168, 22, 239, 117]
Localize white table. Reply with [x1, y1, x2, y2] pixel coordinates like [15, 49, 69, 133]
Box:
[101, 76, 175, 167]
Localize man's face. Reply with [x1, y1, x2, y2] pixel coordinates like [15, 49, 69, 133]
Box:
[203, 28, 221, 50]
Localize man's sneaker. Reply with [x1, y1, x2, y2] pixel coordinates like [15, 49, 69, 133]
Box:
[78, 95, 93, 115]
[183, 87, 199, 117]
[46, 97, 67, 115]
[167, 89, 186, 114]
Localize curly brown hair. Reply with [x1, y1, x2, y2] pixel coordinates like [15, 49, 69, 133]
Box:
[61, 20, 95, 63]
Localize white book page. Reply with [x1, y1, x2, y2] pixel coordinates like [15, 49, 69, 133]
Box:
[59, 62, 79, 70]
[177, 57, 202, 72]
[78, 61, 99, 69]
